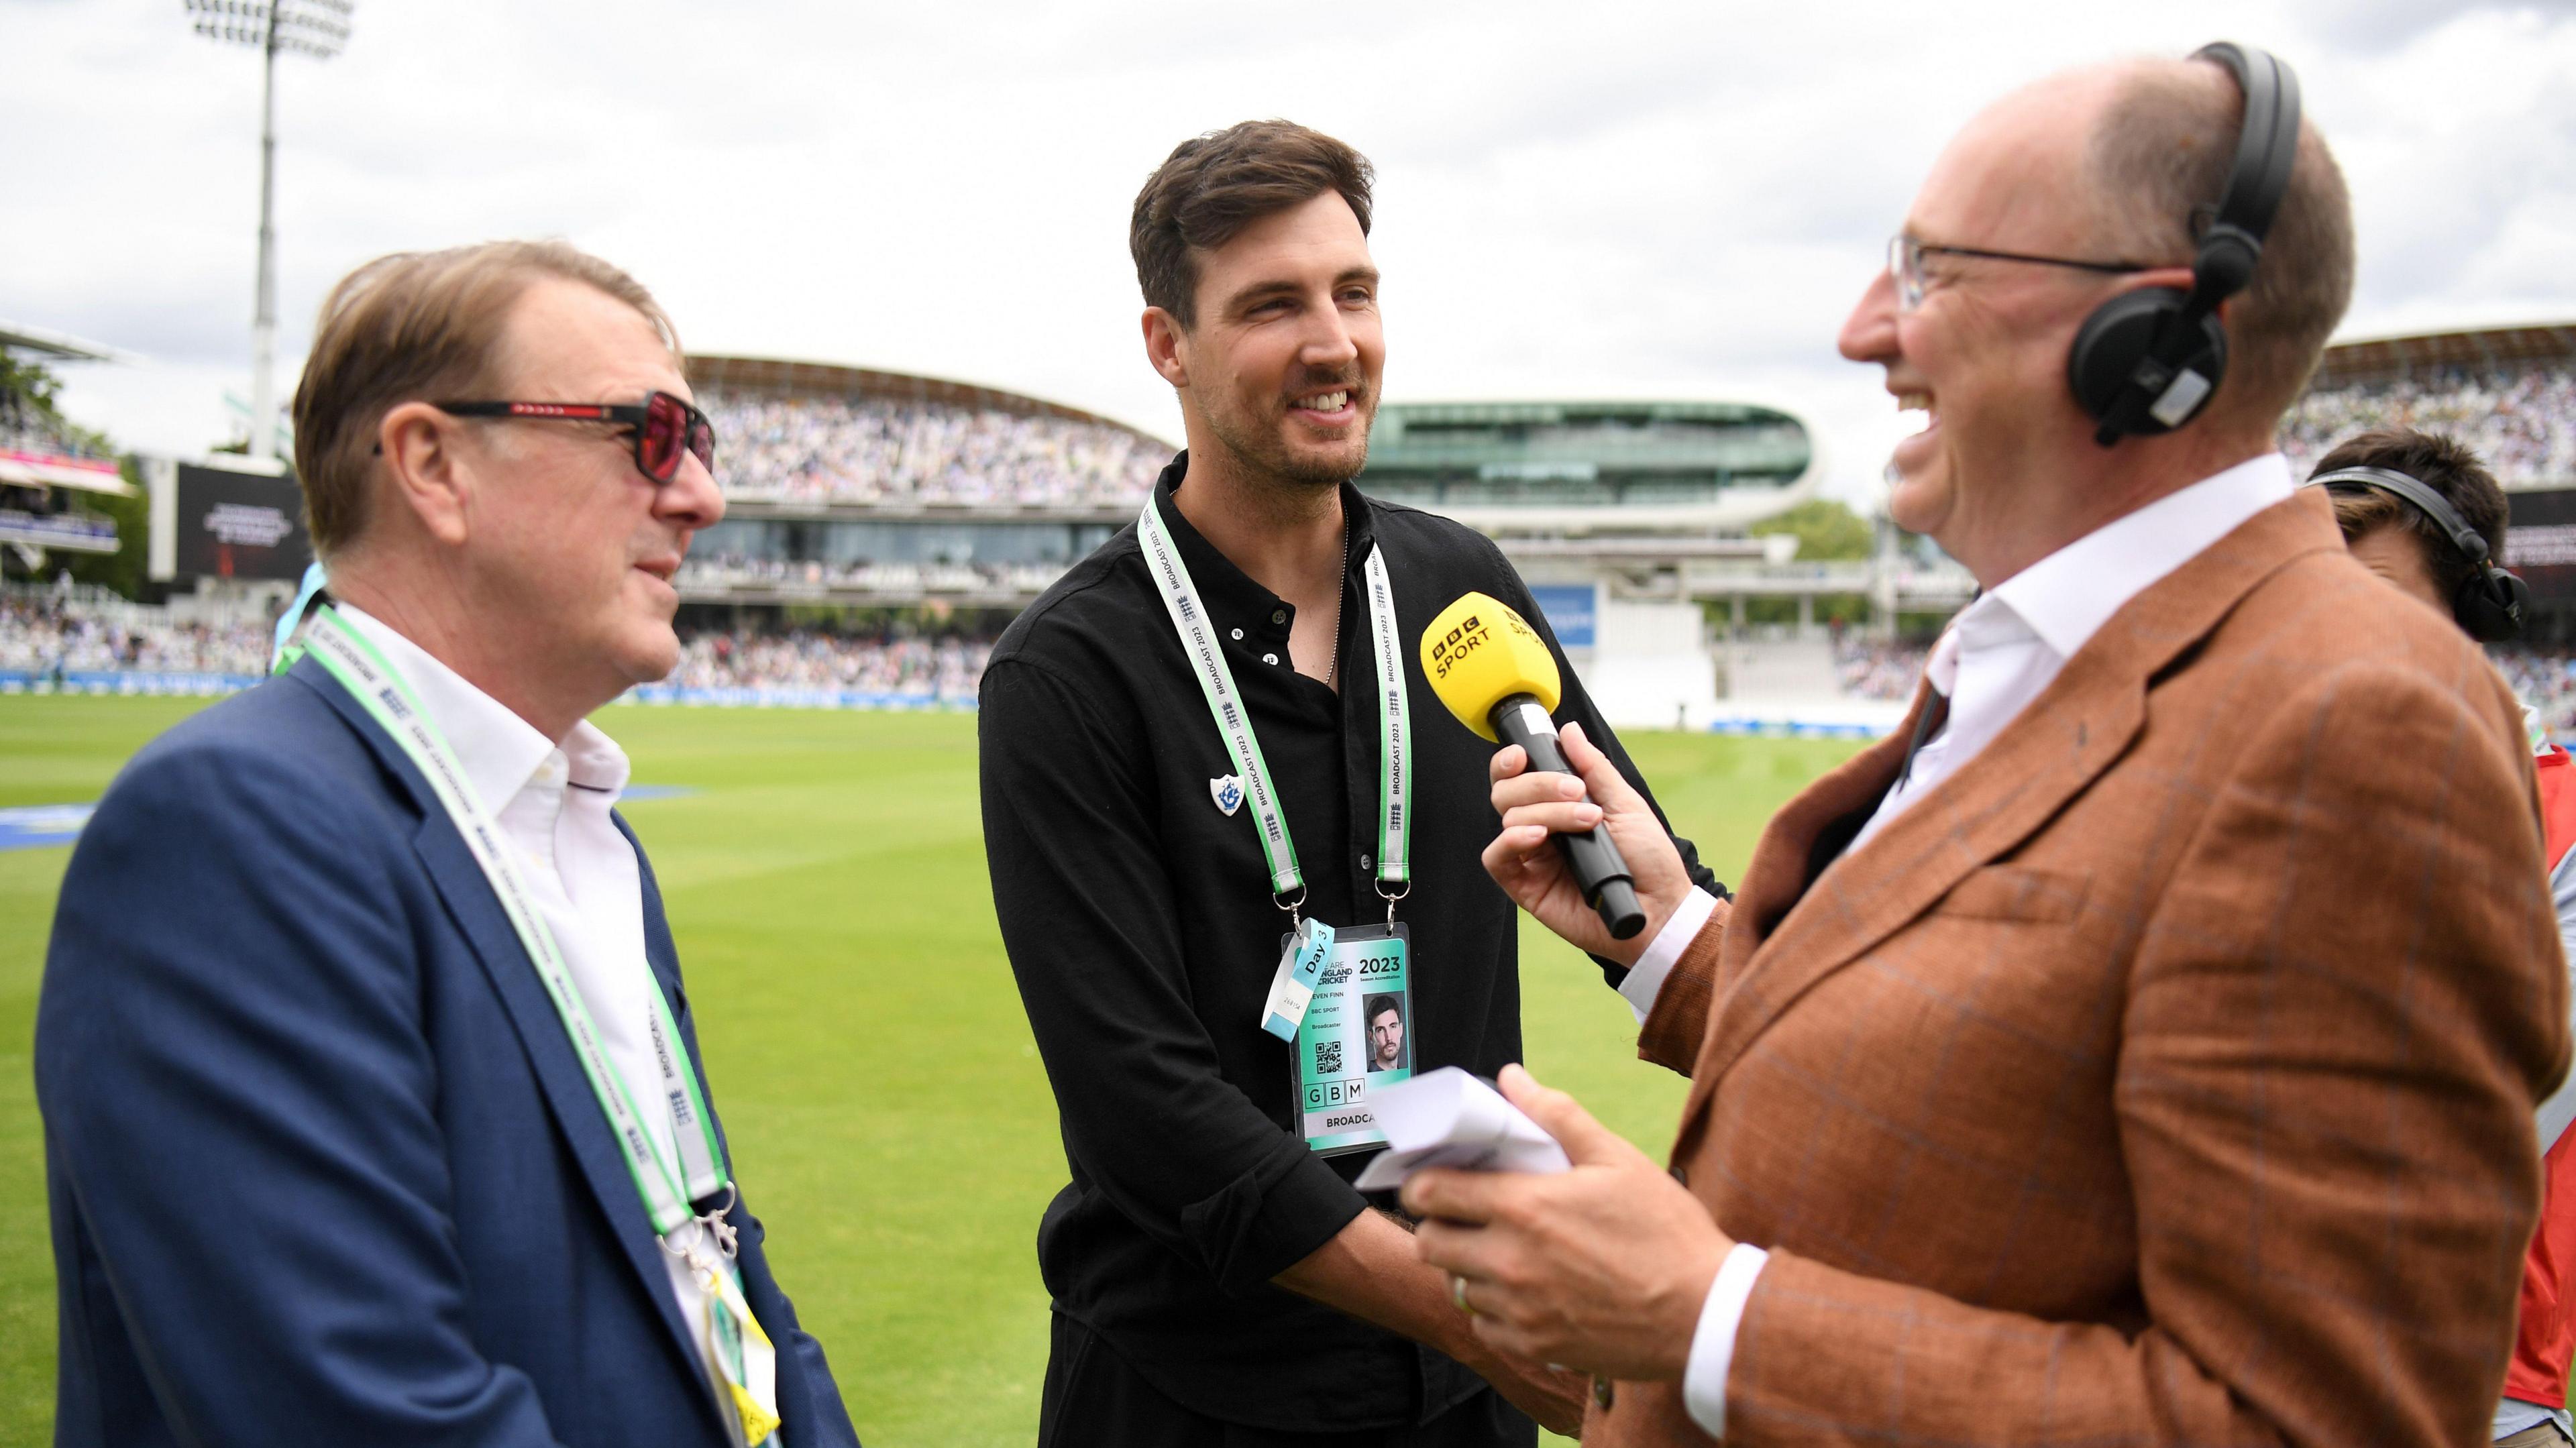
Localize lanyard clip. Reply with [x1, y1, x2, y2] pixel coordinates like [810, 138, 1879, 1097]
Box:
[694, 1184, 741, 1260]
[1273, 883, 1307, 927]
[1375, 877, 1409, 930]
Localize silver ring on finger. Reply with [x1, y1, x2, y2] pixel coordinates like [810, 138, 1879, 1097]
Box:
[1450, 1272, 1477, 1316]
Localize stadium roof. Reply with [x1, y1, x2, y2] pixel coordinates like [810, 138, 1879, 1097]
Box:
[0, 319, 128, 364]
[1357, 398, 1815, 534]
[2312, 322, 2576, 388]
[1368, 399, 1809, 473]
[688, 354, 1171, 448]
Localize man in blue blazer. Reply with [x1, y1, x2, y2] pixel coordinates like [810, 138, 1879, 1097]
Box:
[37, 240, 861, 1447]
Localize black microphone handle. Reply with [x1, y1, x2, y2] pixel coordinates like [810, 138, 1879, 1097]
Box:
[1490, 693, 1648, 940]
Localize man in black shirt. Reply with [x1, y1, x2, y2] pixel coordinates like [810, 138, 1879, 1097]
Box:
[978, 119, 1717, 1447]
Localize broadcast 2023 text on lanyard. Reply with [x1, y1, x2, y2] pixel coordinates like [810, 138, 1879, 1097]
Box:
[299, 606, 783, 1447]
[1138, 500, 1416, 1156]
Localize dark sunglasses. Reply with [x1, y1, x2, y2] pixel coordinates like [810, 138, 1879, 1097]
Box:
[428, 391, 716, 484]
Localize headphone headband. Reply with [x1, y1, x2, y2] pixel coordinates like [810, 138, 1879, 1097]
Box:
[2312, 463, 2529, 642]
[2188, 43, 2301, 304]
[2312, 465, 2492, 563]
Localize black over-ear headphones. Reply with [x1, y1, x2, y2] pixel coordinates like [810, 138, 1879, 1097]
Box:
[2315, 465, 2530, 641]
[2068, 42, 2302, 447]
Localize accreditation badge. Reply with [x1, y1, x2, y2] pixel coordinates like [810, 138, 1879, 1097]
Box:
[1287, 924, 1412, 1156]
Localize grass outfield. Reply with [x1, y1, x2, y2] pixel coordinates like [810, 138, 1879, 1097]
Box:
[0, 694, 1862, 1447]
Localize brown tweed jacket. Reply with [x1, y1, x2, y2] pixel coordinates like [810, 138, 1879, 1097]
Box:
[1592, 489, 2570, 1447]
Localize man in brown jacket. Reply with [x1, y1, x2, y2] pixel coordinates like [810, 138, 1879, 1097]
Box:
[1401, 48, 2571, 1448]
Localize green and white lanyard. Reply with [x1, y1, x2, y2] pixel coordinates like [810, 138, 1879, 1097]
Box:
[299, 606, 781, 1445]
[1136, 496, 1411, 922]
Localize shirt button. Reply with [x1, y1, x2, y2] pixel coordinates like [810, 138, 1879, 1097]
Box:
[1360, 853, 1373, 871]
[1230, 628, 1244, 641]
[1271, 609, 1287, 625]
[1263, 653, 1279, 665]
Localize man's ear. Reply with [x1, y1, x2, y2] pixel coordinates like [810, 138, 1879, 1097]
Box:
[1142, 307, 1190, 390]
[374, 402, 474, 547]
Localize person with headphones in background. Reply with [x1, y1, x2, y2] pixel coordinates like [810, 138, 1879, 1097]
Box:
[2314, 428, 2576, 1448]
[1393, 44, 2569, 1447]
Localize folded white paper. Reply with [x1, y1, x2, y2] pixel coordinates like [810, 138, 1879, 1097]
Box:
[1352, 1067, 1572, 1191]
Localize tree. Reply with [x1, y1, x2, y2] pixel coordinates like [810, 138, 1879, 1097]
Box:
[1731, 498, 1876, 628]
[1748, 498, 1874, 561]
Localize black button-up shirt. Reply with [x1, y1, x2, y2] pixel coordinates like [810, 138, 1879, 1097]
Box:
[978, 453, 1717, 1432]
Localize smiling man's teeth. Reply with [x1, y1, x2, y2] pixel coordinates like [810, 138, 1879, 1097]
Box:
[1297, 391, 1349, 412]
[1896, 392, 1933, 413]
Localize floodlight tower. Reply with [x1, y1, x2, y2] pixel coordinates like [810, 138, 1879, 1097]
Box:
[186, 0, 353, 461]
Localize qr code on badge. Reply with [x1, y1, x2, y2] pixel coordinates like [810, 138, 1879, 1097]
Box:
[1314, 1039, 1343, 1075]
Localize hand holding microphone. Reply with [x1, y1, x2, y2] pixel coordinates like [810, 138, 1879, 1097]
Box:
[1419, 594, 1691, 953]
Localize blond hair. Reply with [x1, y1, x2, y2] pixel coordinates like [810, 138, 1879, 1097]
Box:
[290, 240, 678, 555]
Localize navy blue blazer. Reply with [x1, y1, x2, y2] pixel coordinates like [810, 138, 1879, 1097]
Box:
[38, 659, 861, 1447]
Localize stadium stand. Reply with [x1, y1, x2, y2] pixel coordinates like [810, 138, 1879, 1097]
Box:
[667, 630, 989, 701]
[2495, 645, 2576, 738]
[2281, 369, 2576, 487]
[706, 390, 1163, 508]
[1, 357, 127, 567]
[0, 590, 996, 703]
[0, 594, 268, 677]
[676, 553, 1065, 600]
[0, 394, 114, 466]
[1833, 634, 1930, 704]
[44, 325, 2571, 725]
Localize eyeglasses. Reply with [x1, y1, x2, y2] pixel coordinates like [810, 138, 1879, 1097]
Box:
[432, 391, 716, 484]
[1886, 234, 2162, 313]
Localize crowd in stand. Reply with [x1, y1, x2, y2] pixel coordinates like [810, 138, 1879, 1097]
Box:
[0, 597, 269, 677]
[0, 395, 109, 462]
[663, 630, 991, 700]
[1832, 636, 1931, 703]
[2493, 646, 2576, 740]
[707, 390, 1165, 508]
[2280, 367, 2576, 487]
[0, 594, 998, 703]
[11, 586, 2576, 734]
[677, 553, 1061, 595]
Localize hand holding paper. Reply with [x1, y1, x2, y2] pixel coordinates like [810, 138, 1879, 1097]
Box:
[1352, 1066, 1570, 1191]
[1401, 1064, 1733, 1382]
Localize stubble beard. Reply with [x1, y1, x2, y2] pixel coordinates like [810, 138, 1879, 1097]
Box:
[1205, 385, 1370, 500]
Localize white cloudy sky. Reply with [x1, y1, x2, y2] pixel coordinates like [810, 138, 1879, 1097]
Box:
[7, 0, 2573, 504]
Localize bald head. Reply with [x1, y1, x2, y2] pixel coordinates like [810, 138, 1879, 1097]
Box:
[1912, 68, 2123, 264]
[1841, 47, 2351, 586]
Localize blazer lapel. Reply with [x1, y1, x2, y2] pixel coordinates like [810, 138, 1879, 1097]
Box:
[1686, 490, 2347, 1098]
[294, 664, 722, 1401]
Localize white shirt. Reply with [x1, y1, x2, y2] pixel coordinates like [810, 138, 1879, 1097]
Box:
[336, 608, 729, 1399]
[1618, 454, 2296, 1438]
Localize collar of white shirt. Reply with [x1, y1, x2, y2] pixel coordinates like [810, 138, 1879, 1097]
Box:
[333, 604, 631, 814]
[1983, 451, 2296, 665]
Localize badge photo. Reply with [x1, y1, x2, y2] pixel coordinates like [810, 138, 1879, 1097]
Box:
[1209, 774, 1245, 816]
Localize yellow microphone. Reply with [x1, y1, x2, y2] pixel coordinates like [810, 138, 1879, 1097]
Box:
[1421, 594, 1646, 940]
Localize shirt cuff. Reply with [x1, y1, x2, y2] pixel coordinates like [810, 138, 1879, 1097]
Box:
[1616, 887, 1720, 1023]
[1681, 1241, 1769, 1441]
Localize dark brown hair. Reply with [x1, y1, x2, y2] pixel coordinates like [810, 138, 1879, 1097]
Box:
[1129, 120, 1374, 328]
[2314, 427, 2508, 601]
[2089, 60, 2355, 429]
[292, 240, 678, 555]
